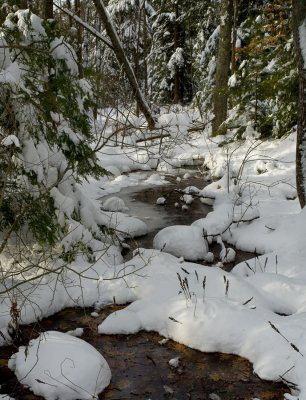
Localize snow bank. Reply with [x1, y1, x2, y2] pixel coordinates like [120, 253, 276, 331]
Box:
[9, 331, 111, 400]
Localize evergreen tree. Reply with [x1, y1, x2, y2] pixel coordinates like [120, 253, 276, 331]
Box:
[228, 0, 297, 138]
[149, 0, 205, 105]
[0, 9, 111, 274]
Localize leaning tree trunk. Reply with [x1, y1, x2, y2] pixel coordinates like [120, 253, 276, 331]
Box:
[212, 0, 233, 135]
[292, 0, 306, 208]
[92, 0, 156, 130]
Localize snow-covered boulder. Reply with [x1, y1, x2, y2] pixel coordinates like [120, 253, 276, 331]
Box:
[102, 211, 148, 238]
[8, 331, 111, 400]
[156, 196, 166, 205]
[153, 225, 208, 261]
[220, 247, 236, 263]
[102, 196, 128, 212]
[144, 173, 167, 185]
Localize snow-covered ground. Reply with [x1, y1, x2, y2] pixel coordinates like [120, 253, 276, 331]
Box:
[1, 111, 305, 400]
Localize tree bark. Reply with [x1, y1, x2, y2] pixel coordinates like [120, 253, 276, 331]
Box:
[44, 0, 54, 19]
[19, 0, 28, 8]
[292, 0, 306, 207]
[75, 0, 83, 78]
[212, 0, 233, 135]
[92, 0, 156, 129]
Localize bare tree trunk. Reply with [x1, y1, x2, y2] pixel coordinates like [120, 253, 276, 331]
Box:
[44, 0, 54, 19]
[75, 0, 84, 78]
[19, 0, 28, 8]
[231, 0, 238, 75]
[212, 0, 233, 135]
[142, 5, 149, 97]
[293, 0, 306, 208]
[92, 0, 156, 129]
[173, 2, 180, 104]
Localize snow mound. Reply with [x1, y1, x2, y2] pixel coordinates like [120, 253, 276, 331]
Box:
[8, 331, 111, 400]
[102, 196, 128, 212]
[102, 211, 148, 238]
[156, 196, 166, 205]
[99, 310, 141, 335]
[153, 225, 208, 261]
[144, 173, 167, 185]
[220, 247, 236, 263]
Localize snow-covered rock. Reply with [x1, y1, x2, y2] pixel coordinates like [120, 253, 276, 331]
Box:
[144, 173, 167, 185]
[153, 225, 208, 261]
[102, 196, 128, 212]
[220, 247, 236, 263]
[66, 327, 84, 337]
[169, 357, 180, 368]
[8, 331, 111, 400]
[102, 211, 148, 238]
[156, 196, 166, 205]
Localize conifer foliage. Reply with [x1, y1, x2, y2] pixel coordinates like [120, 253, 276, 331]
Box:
[0, 9, 109, 272]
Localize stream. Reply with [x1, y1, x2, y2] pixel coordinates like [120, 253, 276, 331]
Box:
[0, 170, 289, 400]
[114, 170, 255, 270]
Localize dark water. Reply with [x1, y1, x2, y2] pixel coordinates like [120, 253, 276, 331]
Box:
[118, 172, 255, 271]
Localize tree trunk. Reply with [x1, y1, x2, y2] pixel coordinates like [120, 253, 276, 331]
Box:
[19, 0, 28, 8]
[231, 0, 238, 75]
[44, 0, 54, 19]
[75, 0, 84, 78]
[212, 0, 233, 135]
[173, 2, 180, 104]
[92, 0, 155, 129]
[292, 0, 306, 208]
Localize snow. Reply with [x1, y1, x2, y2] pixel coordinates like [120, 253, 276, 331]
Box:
[153, 225, 208, 261]
[50, 37, 78, 74]
[1, 104, 306, 399]
[156, 196, 166, 205]
[93, 123, 306, 400]
[167, 47, 184, 76]
[91, 312, 99, 318]
[102, 210, 148, 238]
[8, 331, 111, 400]
[169, 356, 180, 368]
[1, 135, 20, 147]
[66, 327, 84, 337]
[102, 196, 128, 212]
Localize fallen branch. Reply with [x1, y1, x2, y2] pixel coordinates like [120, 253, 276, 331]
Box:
[136, 133, 171, 143]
